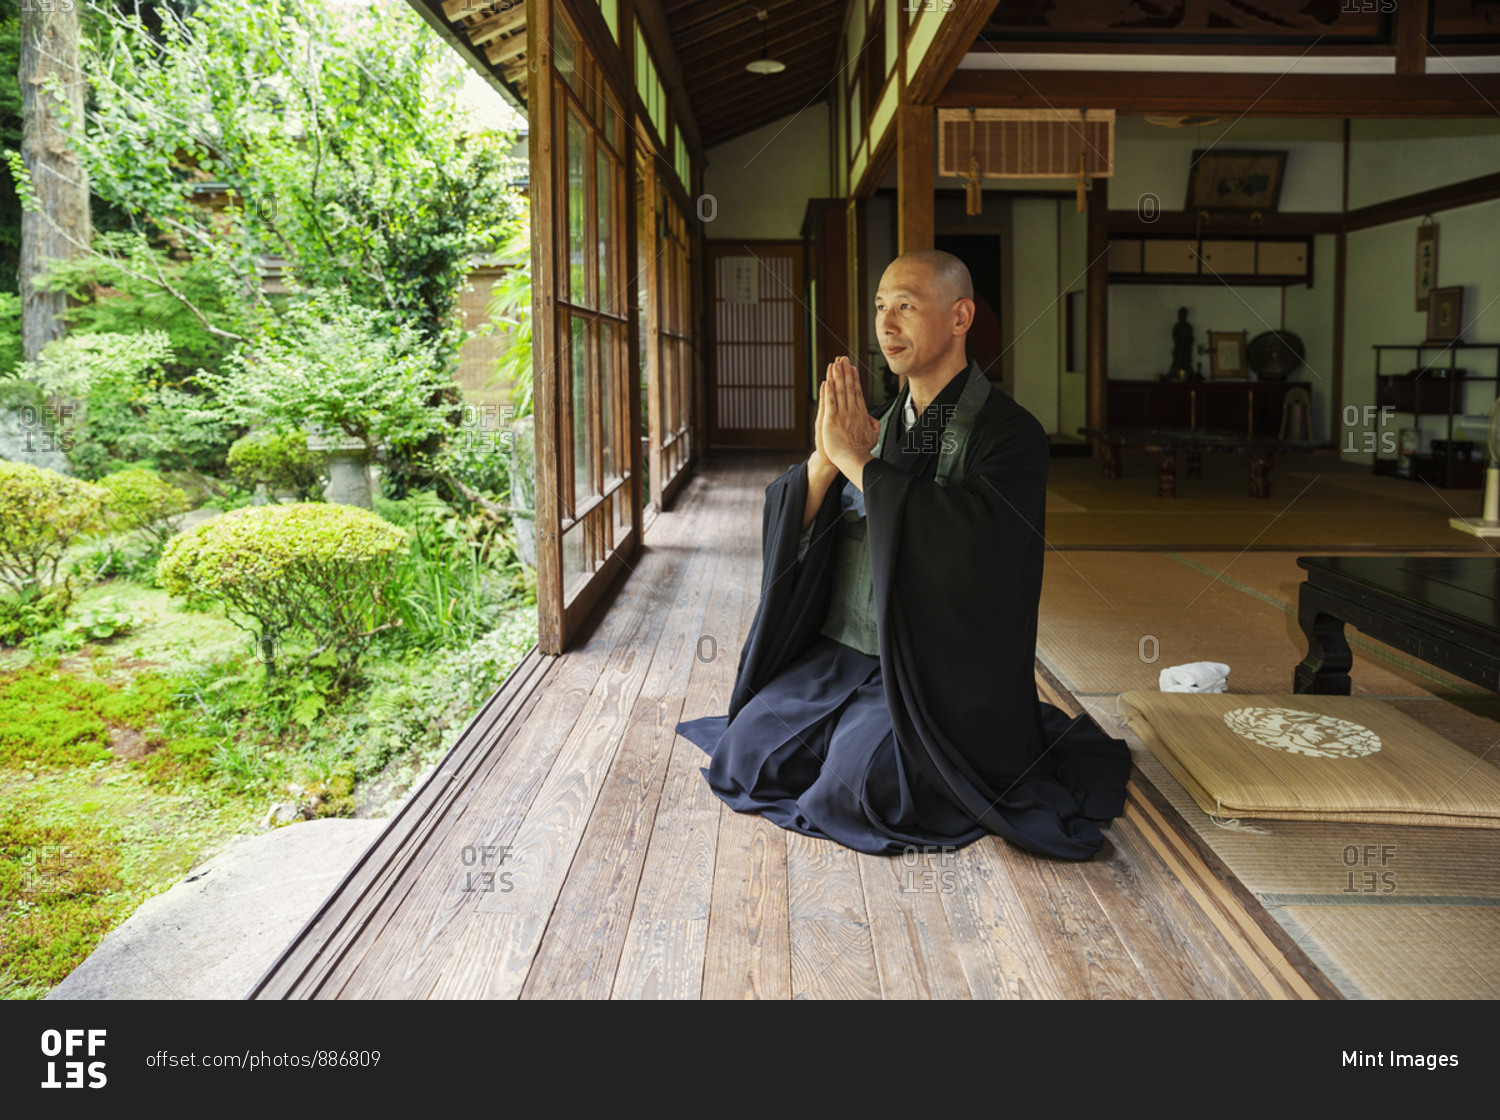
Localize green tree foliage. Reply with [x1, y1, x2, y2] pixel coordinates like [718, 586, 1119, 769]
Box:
[22, 328, 231, 479]
[67, 0, 525, 359]
[31, 233, 241, 378]
[202, 288, 454, 464]
[484, 211, 533, 419]
[0, 290, 20, 377]
[0, 0, 21, 293]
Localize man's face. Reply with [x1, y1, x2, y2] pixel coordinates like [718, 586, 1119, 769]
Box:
[874, 259, 963, 379]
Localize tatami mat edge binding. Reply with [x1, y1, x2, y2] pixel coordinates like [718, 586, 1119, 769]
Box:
[1034, 662, 1341, 1000]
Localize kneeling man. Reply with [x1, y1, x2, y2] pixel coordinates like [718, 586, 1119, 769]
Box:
[677, 250, 1129, 859]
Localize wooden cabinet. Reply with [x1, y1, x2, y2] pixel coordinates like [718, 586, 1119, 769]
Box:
[1257, 240, 1308, 276]
[1108, 380, 1313, 437]
[1108, 235, 1312, 285]
[1141, 239, 1199, 274]
[1199, 239, 1256, 275]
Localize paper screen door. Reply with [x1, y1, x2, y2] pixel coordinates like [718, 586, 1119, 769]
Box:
[706, 242, 808, 449]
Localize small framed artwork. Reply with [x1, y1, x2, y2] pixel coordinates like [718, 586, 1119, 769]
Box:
[1208, 330, 1248, 379]
[1426, 286, 1463, 343]
[1187, 149, 1288, 212]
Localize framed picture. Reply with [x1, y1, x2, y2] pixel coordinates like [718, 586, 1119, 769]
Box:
[1415, 223, 1438, 312]
[1208, 330, 1248, 379]
[1186, 149, 1288, 212]
[1426, 286, 1463, 343]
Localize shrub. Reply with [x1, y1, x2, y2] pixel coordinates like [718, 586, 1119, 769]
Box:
[157, 503, 410, 684]
[99, 467, 191, 552]
[226, 429, 323, 500]
[0, 462, 110, 636]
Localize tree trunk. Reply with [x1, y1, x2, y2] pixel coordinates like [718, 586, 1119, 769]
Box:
[19, 1, 91, 362]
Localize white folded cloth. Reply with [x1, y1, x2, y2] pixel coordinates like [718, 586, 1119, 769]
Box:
[1159, 661, 1230, 693]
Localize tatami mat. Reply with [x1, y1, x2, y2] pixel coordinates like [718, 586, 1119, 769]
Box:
[1275, 906, 1500, 1000]
[1039, 551, 1488, 699]
[1038, 543, 1500, 999]
[1045, 449, 1489, 550]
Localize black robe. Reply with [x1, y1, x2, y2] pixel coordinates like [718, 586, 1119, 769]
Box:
[679, 365, 1131, 860]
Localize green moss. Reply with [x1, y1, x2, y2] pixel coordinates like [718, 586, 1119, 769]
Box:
[0, 659, 172, 769]
[0, 808, 128, 996]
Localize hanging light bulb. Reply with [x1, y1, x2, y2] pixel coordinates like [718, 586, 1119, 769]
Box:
[745, 8, 785, 74]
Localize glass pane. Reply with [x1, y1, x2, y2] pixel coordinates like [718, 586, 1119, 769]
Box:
[602, 93, 617, 154]
[556, 17, 580, 96]
[571, 316, 597, 505]
[563, 522, 588, 596]
[663, 337, 676, 434]
[601, 320, 616, 483]
[597, 147, 613, 312]
[568, 112, 587, 307]
[614, 485, 631, 540]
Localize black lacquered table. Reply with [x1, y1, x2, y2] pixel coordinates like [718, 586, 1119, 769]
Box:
[1293, 556, 1500, 694]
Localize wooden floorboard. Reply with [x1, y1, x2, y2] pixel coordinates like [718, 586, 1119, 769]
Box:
[252, 452, 1336, 1001]
[521, 460, 747, 998]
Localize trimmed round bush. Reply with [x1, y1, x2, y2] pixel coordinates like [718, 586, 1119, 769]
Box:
[99, 467, 191, 550]
[159, 503, 410, 681]
[226, 428, 323, 500]
[0, 460, 110, 597]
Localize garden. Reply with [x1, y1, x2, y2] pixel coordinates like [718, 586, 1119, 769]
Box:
[0, 0, 538, 997]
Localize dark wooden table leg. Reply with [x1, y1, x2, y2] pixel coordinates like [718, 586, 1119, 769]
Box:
[1294, 587, 1353, 694]
[1186, 451, 1202, 478]
[1250, 448, 1273, 498]
[1102, 442, 1121, 479]
[1159, 451, 1176, 498]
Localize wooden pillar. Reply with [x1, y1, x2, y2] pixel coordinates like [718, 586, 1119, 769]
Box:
[897, 104, 934, 253]
[527, 1, 563, 655]
[1394, 0, 1429, 76]
[1085, 174, 1109, 451]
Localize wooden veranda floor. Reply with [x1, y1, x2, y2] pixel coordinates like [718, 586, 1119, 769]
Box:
[251, 453, 1338, 1000]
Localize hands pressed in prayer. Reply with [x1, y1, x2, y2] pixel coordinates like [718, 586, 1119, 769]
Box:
[820, 356, 880, 491]
[803, 356, 880, 528]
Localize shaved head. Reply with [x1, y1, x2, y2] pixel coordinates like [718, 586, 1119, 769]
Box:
[894, 249, 973, 304]
[874, 250, 976, 385]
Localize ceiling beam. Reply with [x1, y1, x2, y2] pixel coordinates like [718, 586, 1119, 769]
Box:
[686, 42, 837, 100]
[408, 0, 526, 113]
[696, 87, 831, 144]
[691, 70, 829, 118]
[905, 0, 1002, 104]
[670, 0, 815, 51]
[679, 13, 841, 76]
[458, 3, 528, 47]
[1345, 171, 1500, 231]
[939, 68, 1500, 117]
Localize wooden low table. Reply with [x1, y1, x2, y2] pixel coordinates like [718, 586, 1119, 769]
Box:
[1294, 556, 1500, 694]
[1080, 425, 1316, 498]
